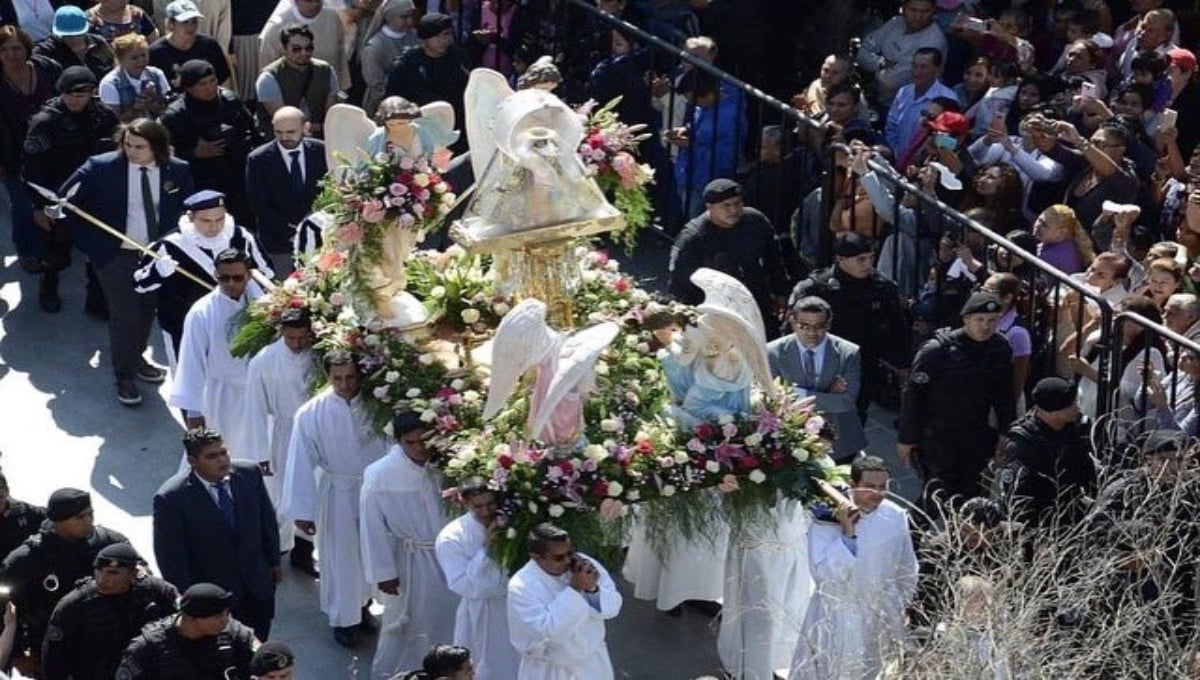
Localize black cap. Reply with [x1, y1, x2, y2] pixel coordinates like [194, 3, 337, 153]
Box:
[177, 59, 216, 89]
[56, 66, 97, 94]
[702, 178, 741, 204]
[417, 12, 453, 39]
[833, 232, 873, 258]
[249, 641, 295, 674]
[392, 409, 425, 436]
[1031, 377, 1076, 412]
[960, 291, 1003, 316]
[93, 542, 141, 568]
[180, 583, 233, 617]
[46, 488, 91, 521]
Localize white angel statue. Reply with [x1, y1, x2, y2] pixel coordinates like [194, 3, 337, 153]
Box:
[483, 299, 619, 450]
[658, 268, 776, 430]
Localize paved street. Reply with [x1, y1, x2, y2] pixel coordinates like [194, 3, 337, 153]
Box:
[0, 227, 911, 678]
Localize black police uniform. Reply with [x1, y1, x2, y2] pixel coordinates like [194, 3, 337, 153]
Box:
[899, 327, 1016, 507]
[995, 411, 1097, 526]
[42, 575, 179, 680]
[789, 264, 910, 416]
[0, 500, 46, 563]
[115, 616, 257, 680]
[0, 525, 129, 657]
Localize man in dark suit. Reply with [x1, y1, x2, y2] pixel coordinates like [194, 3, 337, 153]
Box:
[152, 427, 281, 640]
[60, 118, 194, 406]
[244, 105, 326, 278]
[767, 295, 867, 463]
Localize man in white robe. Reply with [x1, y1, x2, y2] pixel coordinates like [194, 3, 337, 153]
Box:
[718, 496, 812, 680]
[168, 248, 264, 460]
[281, 355, 388, 646]
[435, 478, 520, 680]
[789, 455, 918, 680]
[507, 523, 622, 680]
[244, 307, 313, 561]
[360, 410, 458, 679]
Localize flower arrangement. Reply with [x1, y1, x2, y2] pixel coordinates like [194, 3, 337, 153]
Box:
[576, 98, 655, 250]
[229, 260, 348, 358]
[405, 246, 515, 336]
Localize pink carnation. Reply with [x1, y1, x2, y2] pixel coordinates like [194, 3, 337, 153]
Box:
[360, 199, 388, 224]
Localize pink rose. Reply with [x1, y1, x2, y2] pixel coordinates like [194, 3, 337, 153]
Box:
[599, 499, 625, 520]
[335, 222, 363, 248]
[360, 199, 387, 223]
[717, 474, 740, 494]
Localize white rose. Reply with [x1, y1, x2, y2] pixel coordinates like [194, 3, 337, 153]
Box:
[718, 414, 734, 425]
[418, 353, 435, 365]
[600, 419, 620, 432]
[748, 469, 767, 484]
[385, 371, 400, 384]
[584, 445, 609, 461]
[372, 386, 390, 399]
[548, 504, 565, 518]
[615, 299, 629, 310]
[450, 378, 465, 391]
[527, 501, 539, 513]
[744, 432, 763, 447]
[462, 390, 481, 403]
[446, 457, 466, 470]
[581, 270, 600, 283]
[791, 448, 809, 462]
[705, 461, 721, 473]
[624, 335, 638, 347]
[461, 308, 481, 324]
[430, 285, 446, 299]
[406, 388, 421, 398]
[673, 451, 690, 464]
[604, 259, 620, 271]
[626, 489, 640, 501]
[606, 481, 623, 497]
[636, 342, 650, 354]
[493, 301, 510, 315]
[634, 430, 650, 442]
[413, 173, 431, 187]
[661, 484, 676, 497]
[506, 528, 517, 539]
[595, 362, 609, 376]
[420, 409, 437, 423]
[494, 444, 511, 457]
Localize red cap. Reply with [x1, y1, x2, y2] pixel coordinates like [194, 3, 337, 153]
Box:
[928, 111, 969, 137]
[1168, 48, 1197, 73]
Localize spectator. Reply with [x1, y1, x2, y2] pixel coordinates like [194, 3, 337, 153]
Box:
[1164, 48, 1199, 160]
[258, 0, 348, 89]
[471, 0, 528, 75]
[1063, 295, 1165, 420]
[962, 163, 1025, 231]
[229, 0, 278, 102]
[1058, 118, 1139, 238]
[1115, 8, 1177, 82]
[384, 13, 470, 140]
[98, 33, 170, 121]
[1139, 257, 1184, 310]
[793, 53, 863, 119]
[149, 0, 233, 89]
[855, 0, 947, 107]
[650, 34, 716, 140]
[152, 0, 231, 57]
[1060, 38, 1108, 101]
[358, 0, 417, 116]
[87, 0, 160, 44]
[954, 55, 991, 111]
[34, 6, 117, 81]
[1033, 204, 1094, 275]
[665, 71, 746, 218]
[255, 26, 338, 138]
[739, 125, 805, 279]
[982, 272, 1032, 410]
[970, 111, 1066, 223]
[0, 0, 56, 42]
[884, 48, 959, 161]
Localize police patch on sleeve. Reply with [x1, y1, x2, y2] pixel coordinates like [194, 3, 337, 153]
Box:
[46, 624, 63, 642]
[910, 371, 930, 385]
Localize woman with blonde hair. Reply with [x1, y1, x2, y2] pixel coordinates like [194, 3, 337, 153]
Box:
[1033, 204, 1094, 275]
[98, 32, 169, 120]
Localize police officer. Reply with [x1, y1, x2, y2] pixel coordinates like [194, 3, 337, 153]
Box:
[995, 377, 1097, 526]
[116, 583, 258, 679]
[249, 641, 295, 679]
[22, 66, 120, 314]
[0, 488, 130, 663]
[789, 232, 910, 420]
[42, 543, 179, 680]
[0, 471, 46, 562]
[898, 291, 1016, 510]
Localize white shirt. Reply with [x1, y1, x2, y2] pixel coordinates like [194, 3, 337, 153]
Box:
[195, 472, 234, 505]
[796, 336, 827, 382]
[278, 142, 306, 183]
[13, 0, 54, 41]
[124, 162, 161, 249]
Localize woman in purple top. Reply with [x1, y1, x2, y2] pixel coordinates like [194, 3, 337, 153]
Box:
[1033, 204, 1093, 275]
[983, 272, 1032, 410]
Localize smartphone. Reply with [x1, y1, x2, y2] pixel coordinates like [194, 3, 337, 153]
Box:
[934, 132, 957, 150]
[963, 17, 986, 32]
[1161, 108, 1178, 131]
[1080, 81, 1096, 101]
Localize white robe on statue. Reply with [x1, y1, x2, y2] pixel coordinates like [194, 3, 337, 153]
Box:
[718, 498, 813, 680]
[436, 513, 520, 680]
[623, 494, 729, 611]
[361, 446, 458, 679]
[244, 338, 312, 552]
[169, 287, 262, 459]
[789, 499, 918, 680]
[281, 387, 388, 627]
[507, 553, 622, 680]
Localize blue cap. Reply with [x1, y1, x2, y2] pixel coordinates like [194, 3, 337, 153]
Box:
[52, 6, 89, 37]
[184, 190, 225, 212]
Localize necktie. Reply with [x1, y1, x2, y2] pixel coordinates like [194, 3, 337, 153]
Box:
[215, 480, 236, 528]
[803, 349, 817, 388]
[139, 166, 159, 240]
[288, 150, 304, 191]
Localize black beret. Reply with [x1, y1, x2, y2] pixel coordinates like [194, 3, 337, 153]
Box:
[960, 291, 1003, 317]
[177, 59, 216, 89]
[93, 542, 141, 569]
[417, 12, 453, 39]
[46, 488, 91, 521]
[702, 178, 741, 204]
[833, 232, 873, 258]
[249, 641, 295, 674]
[1031, 377, 1076, 412]
[180, 583, 233, 617]
[56, 66, 97, 94]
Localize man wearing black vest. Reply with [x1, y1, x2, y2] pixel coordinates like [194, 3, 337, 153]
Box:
[384, 13, 469, 143]
[255, 25, 337, 138]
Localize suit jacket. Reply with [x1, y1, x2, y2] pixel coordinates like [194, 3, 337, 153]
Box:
[244, 137, 326, 254]
[767, 333, 868, 462]
[152, 460, 280, 603]
[60, 151, 194, 267]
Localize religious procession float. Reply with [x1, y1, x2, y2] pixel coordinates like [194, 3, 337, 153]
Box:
[231, 67, 846, 571]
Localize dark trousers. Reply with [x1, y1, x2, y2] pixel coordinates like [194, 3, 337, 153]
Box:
[233, 590, 275, 641]
[915, 428, 997, 514]
[93, 250, 156, 381]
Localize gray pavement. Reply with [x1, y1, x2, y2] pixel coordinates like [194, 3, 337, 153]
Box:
[0, 229, 908, 678]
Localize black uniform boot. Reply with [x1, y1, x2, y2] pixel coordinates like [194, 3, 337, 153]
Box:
[38, 270, 61, 313]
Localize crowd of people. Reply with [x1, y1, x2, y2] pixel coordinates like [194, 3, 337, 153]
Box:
[1, 0, 1200, 677]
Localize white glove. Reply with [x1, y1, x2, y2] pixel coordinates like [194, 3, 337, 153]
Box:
[154, 251, 178, 278]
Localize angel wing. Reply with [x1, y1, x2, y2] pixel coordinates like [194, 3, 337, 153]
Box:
[691, 268, 776, 396]
[464, 69, 514, 182]
[323, 103, 377, 175]
[482, 299, 560, 420]
[529, 322, 620, 440]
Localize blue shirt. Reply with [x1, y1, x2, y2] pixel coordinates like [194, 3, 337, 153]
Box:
[884, 79, 959, 155]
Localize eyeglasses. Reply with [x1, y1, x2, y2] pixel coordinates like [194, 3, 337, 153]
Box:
[790, 321, 829, 332]
[216, 274, 246, 283]
[288, 45, 316, 53]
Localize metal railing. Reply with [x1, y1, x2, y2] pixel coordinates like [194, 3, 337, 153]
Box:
[1112, 311, 1200, 445]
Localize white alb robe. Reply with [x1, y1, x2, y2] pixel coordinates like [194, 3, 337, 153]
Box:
[789, 499, 918, 680]
[169, 288, 261, 459]
[718, 498, 813, 680]
[623, 494, 729, 611]
[281, 388, 388, 627]
[435, 513, 520, 680]
[244, 338, 312, 552]
[507, 553, 622, 680]
[360, 446, 458, 679]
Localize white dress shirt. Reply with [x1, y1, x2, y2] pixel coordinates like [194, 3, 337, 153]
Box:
[278, 142, 305, 184]
[124, 162, 161, 249]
